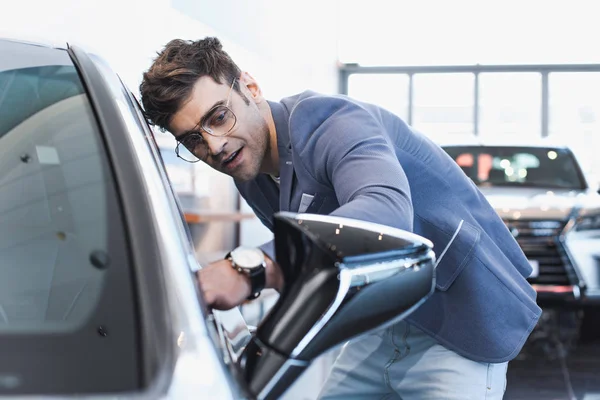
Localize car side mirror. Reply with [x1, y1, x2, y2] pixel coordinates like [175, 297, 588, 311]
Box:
[239, 212, 436, 400]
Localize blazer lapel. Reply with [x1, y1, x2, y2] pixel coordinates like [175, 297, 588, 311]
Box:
[279, 153, 294, 212]
[268, 100, 295, 212]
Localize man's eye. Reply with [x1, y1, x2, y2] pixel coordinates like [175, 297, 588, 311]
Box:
[182, 133, 204, 148]
[208, 109, 228, 127]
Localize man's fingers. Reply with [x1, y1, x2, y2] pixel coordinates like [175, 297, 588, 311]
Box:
[196, 259, 249, 310]
[202, 289, 216, 306]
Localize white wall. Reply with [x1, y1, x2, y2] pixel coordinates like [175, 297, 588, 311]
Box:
[338, 0, 600, 66]
[1, 0, 340, 254]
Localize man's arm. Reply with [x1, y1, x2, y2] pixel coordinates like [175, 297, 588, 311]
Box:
[199, 97, 414, 310]
[197, 249, 282, 310]
[198, 192, 282, 309]
[292, 96, 414, 232]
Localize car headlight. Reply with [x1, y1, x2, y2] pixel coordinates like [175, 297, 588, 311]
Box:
[574, 214, 600, 231]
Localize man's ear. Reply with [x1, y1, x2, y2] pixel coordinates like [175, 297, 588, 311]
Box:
[239, 71, 264, 103]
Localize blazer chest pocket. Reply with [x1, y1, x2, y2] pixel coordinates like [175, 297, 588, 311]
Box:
[416, 216, 481, 291]
[298, 193, 315, 213]
[301, 194, 338, 215]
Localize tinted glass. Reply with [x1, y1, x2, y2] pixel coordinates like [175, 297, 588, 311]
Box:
[0, 40, 139, 393]
[443, 146, 585, 190]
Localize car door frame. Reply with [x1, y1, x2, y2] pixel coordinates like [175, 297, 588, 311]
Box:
[67, 44, 252, 399]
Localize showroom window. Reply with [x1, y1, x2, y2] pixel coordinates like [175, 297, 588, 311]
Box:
[549, 72, 600, 177]
[347, 73, 409, 120]
[412, 73, 475, 136]
[478, 73, 542, 139]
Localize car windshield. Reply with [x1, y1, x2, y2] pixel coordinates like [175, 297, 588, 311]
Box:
[443, 146, 585, 190]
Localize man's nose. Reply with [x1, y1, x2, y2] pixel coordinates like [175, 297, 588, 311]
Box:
[205, 134, 228, 157]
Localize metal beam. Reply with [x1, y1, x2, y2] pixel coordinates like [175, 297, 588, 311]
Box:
[339, 69, 349, 95]
[473, 72, 479, 136]
[541, 72, 549, 137]
[408, 74, 413, 125]
[339, 64, 600, 75]
[337, 64, 600, 138]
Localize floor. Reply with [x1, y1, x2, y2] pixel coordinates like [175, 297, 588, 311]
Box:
[505, 337, 600, 400]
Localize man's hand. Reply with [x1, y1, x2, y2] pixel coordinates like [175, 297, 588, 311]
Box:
[197, 259, 252, 310]
[197, 251, 284, 310]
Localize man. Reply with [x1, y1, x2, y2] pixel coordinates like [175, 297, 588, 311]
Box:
[140, 37, 541, 399]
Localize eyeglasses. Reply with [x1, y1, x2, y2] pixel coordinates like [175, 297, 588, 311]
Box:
[175, 78, 237, 163]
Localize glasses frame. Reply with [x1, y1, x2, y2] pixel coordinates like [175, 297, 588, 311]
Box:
[175, 78, 237, 163]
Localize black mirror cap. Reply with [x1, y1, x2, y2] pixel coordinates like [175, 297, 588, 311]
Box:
[273, 212, 433, 289]
[241, 213, 436, 400]
[297, 254, 435, 360]
[260, 212, 435, 358]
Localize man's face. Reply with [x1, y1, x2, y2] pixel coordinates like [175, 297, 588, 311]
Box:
[170, 75, 269, 181]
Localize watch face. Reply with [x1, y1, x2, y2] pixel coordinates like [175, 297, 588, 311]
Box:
[231, 247, 265, 269]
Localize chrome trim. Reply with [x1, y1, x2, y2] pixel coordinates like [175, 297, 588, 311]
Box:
[284, 212, 434, 249]
[289, 250, 435, 358]
[290, 264, 352, 358]
[561, 215, 578, 237]
[573, 285, 581, 299]
[559, 216, 587, 289]
[212, 309, 252, 364]
[506, 217, 584, 290]
[348, 256, 428, 287]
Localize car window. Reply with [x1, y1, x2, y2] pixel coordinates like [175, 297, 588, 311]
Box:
[0, 40, 139, 394]
[444, 146, 585, 190]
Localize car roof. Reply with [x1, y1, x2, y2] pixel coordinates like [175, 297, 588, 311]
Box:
[0, 34, 68, 50]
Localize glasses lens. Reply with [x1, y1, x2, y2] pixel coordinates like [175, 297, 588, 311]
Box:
[176, 140, 201, 163]
[203, 106, 236, 136]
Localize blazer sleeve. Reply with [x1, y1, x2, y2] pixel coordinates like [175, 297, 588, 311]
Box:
[233, 180, 277, 260]
[291, 96, 414, 232]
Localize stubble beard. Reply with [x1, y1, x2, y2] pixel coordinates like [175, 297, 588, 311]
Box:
[235, 119, 270, 182]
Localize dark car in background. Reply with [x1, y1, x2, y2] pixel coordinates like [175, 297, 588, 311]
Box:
[0, 37, 436, 399]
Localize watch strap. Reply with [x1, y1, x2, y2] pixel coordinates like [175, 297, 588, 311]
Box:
[226, 250, 266, 300]
[247, 266, 266, 300]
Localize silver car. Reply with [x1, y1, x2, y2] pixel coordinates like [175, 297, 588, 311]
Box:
[0, 37, 436, 399]
[443, 142, 600, 306]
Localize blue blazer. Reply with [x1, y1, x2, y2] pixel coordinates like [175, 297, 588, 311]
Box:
[236, 91, 542, 363]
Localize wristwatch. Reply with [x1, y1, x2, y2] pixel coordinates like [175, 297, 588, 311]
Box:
[226, 246, 266, 300]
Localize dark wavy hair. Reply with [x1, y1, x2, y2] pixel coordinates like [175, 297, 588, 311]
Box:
[139, 37, 247, 132]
